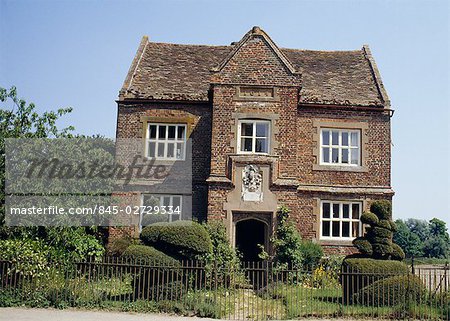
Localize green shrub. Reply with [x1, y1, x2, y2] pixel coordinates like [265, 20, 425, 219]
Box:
[0, 239, 49, 278]
[370, 200, 391, 220]
[351, 200, 405, 260]
[271, 206, 303, 269]
[361, 212, 379, 225]
[122, 245, 179, 265]
[355, 275, 426, 306]
[391, 243, 406, 261]
[353, 237, 373, 256]
[122, 245, 180, 300]
[201, 220, 242, 287]
[299, 240, 323, 270]
[141, 221, 212, 260]
[141, 214, 170, 226]
[341, 257, 409, 303]
[107, 236, 133, 256]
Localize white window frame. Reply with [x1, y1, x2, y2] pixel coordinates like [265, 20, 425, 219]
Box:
[139, 194, 183, 231]
[146, 123, 187, 160]
[237, 120, 270, 154]
[320, 128, 361, 166]
[320, 200, 362, 241]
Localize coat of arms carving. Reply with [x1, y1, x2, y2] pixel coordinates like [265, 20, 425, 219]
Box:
[242, 164, 263, 201]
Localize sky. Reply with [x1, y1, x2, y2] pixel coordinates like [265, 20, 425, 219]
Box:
[1, 0, 449, 227]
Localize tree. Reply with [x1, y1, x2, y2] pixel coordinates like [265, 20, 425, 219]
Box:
[424, 218, 449, 258]
[0, 86, 107, 261]
[271, 205, 303, 269]
[405, 218, 430, 242]
[393, 219, 424, 257]
[0, 86, 73, 230]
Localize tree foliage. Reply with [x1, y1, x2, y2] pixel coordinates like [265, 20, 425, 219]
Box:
[0, 86, 106, 261]
[271, 205, 304, 269]
[394, 218, 449, 259]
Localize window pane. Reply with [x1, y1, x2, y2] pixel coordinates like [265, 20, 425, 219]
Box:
[342, 222, 350, 237]
[256, 138, 268, 153]
[241, 138, 253, 152]
[342, 132, 349, 146]
[322, 221, 330, 237]
[343, 204, 350, 218]
[157, 143, 165, 157]
[351, 149, 359, 165]
[158, 125, 166, 139]
[241, 123, 253, 136]
[322, 203, 330, 218]
[256, 123, 268, 137]
[149, 125, 157, 139]
[332, 131, 339, 145]
[342, 149, 349, 163]
[332, 221, 340, 237]
[351, 132, 359, 147]
[148, 142, 156, 158]
[332, 148, 339, 163]
[163, 196, 171, 206]
[167, 143, 175, 158]
[168, 126, 176, 139]
[352, 204, 360, 219]
[333, 204, 340, 218]
[322, 147, 330, 163]
[172, 196, 181, 209]
[176, 143, 184, 159]
[322, 130, 330, 145]
[177, 126, 185, 139]
[352, 222, 360, 237]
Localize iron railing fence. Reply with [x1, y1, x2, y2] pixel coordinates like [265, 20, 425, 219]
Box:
[0, 258, 448, 320]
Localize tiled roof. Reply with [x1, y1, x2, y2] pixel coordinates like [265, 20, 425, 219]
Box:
[120, 31, 389, 107]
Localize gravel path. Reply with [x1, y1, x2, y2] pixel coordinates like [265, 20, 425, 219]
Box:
[0, 308, 217, 321]
[0, 307, 358, 321]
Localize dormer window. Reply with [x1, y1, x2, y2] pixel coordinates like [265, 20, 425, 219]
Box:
[237, 120, 270, 154]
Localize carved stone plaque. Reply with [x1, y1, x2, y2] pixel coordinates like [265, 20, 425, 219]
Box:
[242, 164, 263, 202]
[239, 87, 274, 98]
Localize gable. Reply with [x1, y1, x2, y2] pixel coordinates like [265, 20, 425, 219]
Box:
[211, 27, 300, 86]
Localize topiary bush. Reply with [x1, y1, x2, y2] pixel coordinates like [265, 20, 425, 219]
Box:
[140, 221, 212, 260]
[354, 200, 405, 260]
[341, 257, 409, 304]
[354, 275, 426, 306]
[122, 245, 180, 300]
[121, 245, 179, 266]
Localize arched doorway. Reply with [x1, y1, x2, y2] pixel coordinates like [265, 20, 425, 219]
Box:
[235, 219, 267, 262]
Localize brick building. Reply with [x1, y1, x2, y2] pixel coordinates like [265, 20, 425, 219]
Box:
[115, 27, 394, 258]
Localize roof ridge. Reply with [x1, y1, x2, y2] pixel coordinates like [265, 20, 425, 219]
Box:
[281, 47, 362, 53]
[119, 36, 149, 99]
[362, 45, 391, 108]
[149, 42, 231, 48]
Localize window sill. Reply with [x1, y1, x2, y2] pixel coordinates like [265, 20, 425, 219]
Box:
[313, 164, 368, 172]
[318, 239, 355, 247]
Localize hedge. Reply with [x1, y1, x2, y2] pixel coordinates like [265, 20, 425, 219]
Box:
[354, 275, 426, 306]
[140, 221, 212, 260]
[341, 258, 409, 303]
[122, 245, 180, 299]
[122, 245, 179, 266]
